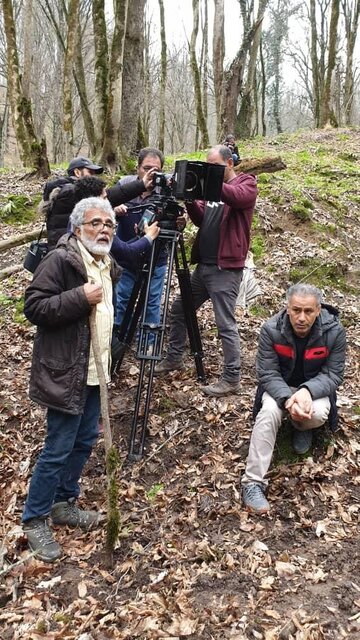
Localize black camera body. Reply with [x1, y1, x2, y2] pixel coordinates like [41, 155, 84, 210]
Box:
[142, 159, 225, 232]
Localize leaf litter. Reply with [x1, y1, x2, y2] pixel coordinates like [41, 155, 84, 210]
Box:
[1, 131, 360, 639]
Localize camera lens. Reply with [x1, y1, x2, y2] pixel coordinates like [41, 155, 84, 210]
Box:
[185, 171, 198, 192]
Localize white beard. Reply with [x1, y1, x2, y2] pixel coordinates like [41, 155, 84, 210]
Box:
[80, 230, 111, 256]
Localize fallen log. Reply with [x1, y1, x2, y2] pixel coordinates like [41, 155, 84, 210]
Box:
[235, 156, 286, 175]
[0, 264, 24, 281]
[0, 227, 45, 253]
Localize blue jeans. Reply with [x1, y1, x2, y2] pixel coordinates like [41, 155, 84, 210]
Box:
[23, 386, 100, 522]
[115, 264, 167, 339]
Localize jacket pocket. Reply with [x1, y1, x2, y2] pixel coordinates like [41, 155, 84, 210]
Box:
[34, 358, 75, 408]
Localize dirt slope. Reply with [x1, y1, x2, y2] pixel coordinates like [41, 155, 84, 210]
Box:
[0, 129, 359, 639]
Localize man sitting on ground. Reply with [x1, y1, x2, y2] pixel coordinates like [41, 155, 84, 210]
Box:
[241, 283, 346, 514]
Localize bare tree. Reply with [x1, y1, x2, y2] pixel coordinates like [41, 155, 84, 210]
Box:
[342, 0, 360, 123]
[63, 0, 79, 154]
[157, 0, 166, 152]
[1, 0, 50, 175]
[100, 0, 129, 170]
[212, 0, 225, 141]
[189, 0, 209, 148]
[237, 0, 269, 138]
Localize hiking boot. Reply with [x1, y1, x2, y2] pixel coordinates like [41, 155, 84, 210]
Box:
[154, 357, 183, 375]
[242, 483, 270, 514]
[23, 517, 62, 563]
[51, 498, 103, 531]
[292, 428, 313, 454]
[201, 378, 241, 397]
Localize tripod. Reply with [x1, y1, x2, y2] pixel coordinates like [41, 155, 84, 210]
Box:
[115, 226, 206, 461]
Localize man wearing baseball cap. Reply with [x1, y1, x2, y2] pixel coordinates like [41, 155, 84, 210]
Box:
[67, 156, 104, 176]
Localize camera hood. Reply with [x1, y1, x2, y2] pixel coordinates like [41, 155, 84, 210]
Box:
[172, 160, 225, 201]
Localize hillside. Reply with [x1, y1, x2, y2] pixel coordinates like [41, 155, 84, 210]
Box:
[0, 128, 359, 639]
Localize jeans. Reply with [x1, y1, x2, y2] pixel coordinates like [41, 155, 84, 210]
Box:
[115, 264, 167, 340]
[241, 391, 330, 488]
[167, 264, 243, 382]
[23, 386, 100, 522]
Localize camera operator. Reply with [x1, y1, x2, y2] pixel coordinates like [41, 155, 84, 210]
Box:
[42, 155, 157, 251]
[155, 145, 258, 397]
[114, 147, 168, 345]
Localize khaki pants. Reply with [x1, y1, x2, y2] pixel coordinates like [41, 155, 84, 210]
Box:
[241, 391, 330, 488]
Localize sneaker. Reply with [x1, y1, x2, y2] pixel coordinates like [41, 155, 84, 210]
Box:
[51, 498, 103, 531]
[201, 378, 241, 397]
[23, 517, 62, 563]
[242, 483, 270, 514]
[154, 357, 183, 375]
[292, 428, 313, 454]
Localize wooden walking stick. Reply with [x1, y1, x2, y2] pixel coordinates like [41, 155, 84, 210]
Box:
[89, 306, 120, 567]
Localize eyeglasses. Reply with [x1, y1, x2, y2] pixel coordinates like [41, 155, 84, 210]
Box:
[82, 219, 117, 231]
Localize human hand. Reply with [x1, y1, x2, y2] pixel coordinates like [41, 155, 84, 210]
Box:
[114, 204, 127, 216]
[84, 282, 103, 305]
[142, 167, 157, 191]
[144, 220, 160, 240]
[285, 388, 313, 420]
[176, 214, 187, 232]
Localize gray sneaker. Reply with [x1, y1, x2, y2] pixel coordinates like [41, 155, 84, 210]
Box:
[23, 517, 62, 563]
[51, 498, 103, 531]
[201, 378, 240, 397]
[292, 428, 313, 454]
[154, 357, 183, 375]
[242, 483, 270, 514]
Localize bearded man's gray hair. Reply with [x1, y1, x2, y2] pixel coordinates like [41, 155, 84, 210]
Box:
[69, 197, 115, 231]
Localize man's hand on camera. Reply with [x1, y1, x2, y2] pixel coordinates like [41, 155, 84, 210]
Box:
[176, 214, 187, 232]
[144, 220, 160, 241]
[142, 167, 157, 191]
[114, 204, 127, 216]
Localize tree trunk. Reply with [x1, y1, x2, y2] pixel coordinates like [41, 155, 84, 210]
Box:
[92, 0, 109, 154]
[74, 17, 97, 157]
[320, 0, 340, 127]
[310, 0, 320, 127]
[157, 0, 167, 152]
[212, 0, 225, 141]
[1, 0, 50, 177]
[189, 0, 209, 149]
[63, 0, 79, 155]
[120, 0, 145, 163]
[22, 0, 34, 100]
[201, 0, 208, 124]
[100, 0, 129, 171]
[342, 0, 360, 124]
[237, 0, 267, 139]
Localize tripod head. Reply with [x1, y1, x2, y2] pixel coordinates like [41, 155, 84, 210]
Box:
[126, 196, 185, 233]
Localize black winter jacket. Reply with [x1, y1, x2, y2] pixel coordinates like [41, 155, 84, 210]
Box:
[43, 175, 148, 251]
[24, 235, 120, 414]
[253, 304, 346, 429]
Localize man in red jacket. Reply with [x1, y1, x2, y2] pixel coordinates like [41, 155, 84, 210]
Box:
[155, 145, 258, 396]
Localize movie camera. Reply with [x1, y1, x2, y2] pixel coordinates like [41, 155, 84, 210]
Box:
[137, 159, 225, 232]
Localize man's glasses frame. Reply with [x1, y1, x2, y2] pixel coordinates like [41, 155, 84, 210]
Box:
[81, 219, 117, 231]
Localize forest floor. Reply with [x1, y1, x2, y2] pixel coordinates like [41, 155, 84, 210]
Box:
[0, 128, 359, 640]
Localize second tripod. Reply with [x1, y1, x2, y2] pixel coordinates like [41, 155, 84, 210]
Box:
[115, 227, 206, 461]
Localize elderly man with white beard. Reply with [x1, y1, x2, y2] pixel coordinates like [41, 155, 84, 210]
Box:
[22, 197, 119, 563]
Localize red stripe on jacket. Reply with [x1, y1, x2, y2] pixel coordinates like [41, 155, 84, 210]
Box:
[304, 347, 329, 360]
[274, 344, 295, 358]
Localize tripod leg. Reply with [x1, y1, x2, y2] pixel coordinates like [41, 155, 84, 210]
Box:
[175, 236, 206, 382]
[127, 230, 179, 459]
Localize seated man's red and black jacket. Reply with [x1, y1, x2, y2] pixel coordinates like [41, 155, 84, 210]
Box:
[253, 304, 346, 430]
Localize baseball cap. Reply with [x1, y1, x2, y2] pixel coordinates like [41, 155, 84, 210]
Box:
[67, 156, 103, 175]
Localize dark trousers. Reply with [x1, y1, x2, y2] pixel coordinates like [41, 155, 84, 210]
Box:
[167, 264, 243, 382]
